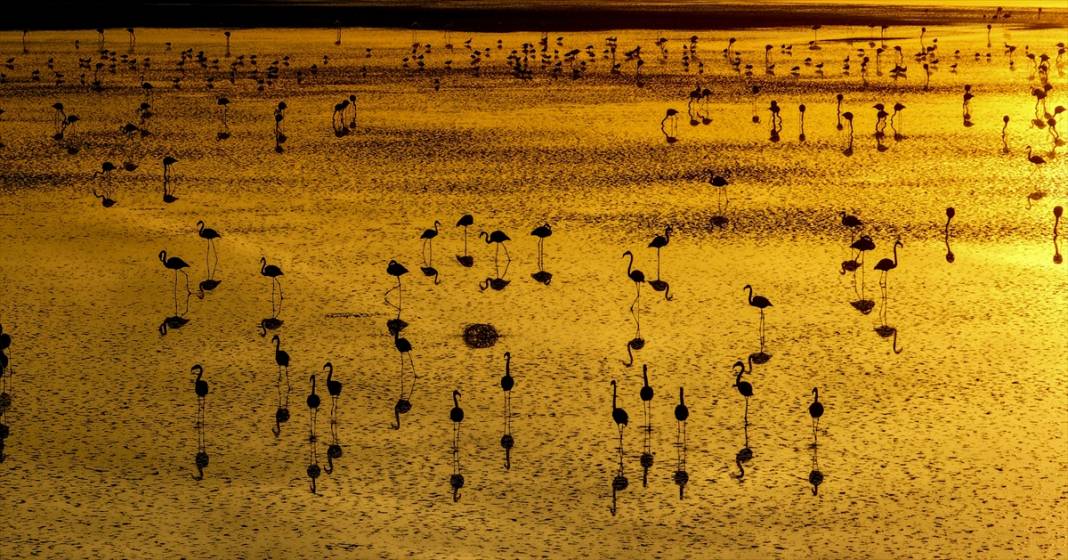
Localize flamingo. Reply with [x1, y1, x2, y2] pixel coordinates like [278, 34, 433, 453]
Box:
[260, 256, 284, 308]
[743, 284, 772, 345]
[622, 251, 645, 314]
[647, 226, 672, 279]
[874, 239, 903, 289]
[610, 380, 629, 440]
[456, 214, 474, 266]
[479, 230, 511, 265]
[839, 211, 863, 231]
[307, 374, 322, 433]
[851, 235, 876, 262]
[500, 352, 514, 392]
[530, 223, 552, 271]
[733, 360, 754, 423]
[675, 387, 688, 423]
[159, 250, 191, 301]
[324, 362, 341, 425]
[420, 220, 440, 264]
[450, 390, 464, 423]
[272, 334, 290, 381]
[385, 260, 409, 313]
[193, 364, 208, 398]
[1026, 146, 1046, 166]
[196, 220, 221, 272]
[809, 387, 824, 446]
[639, 364, 653, 403]
[192, 364, 208, 430]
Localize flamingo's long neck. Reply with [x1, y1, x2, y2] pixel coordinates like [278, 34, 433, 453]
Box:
[643, 367, 648, 387]
[746, 286, 753, 305]
[505, 355, 511, 375]
[813, 387, 819, 402]
[274, 338, 280, 351]
[453, 392, 459, 407]
[736, 372, 743, 385]
[196, 369, 202, 382]
[612, 383, 617, 409]
[892, 242, 900, 266]
[311, 376, 316, 394]
[626, 253, 634, 275]
[679, 387, 684, 404]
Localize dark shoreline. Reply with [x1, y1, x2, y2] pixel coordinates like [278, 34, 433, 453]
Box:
[5, 3, 1066, 32]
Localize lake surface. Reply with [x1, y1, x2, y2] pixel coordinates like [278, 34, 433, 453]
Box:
[0, 25, 1065, 558]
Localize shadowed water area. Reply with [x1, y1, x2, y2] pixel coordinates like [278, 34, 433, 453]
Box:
[0, 21, 1065, 558]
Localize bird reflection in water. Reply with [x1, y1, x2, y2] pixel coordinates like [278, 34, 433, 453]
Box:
[0, 327, 12, 463]
[944, 207, 956, 263]
[479, 258, 511, 292]
[391, 331, 417, 429]
[610, 446, 628, 516]
[306, 430, 321, 495]
[195, 220, 222, 295]
[673, 386, 689, 499]
[450, 390, 465, 502]
[732, 410, 754, 483]
[271, 335, 292, 437]
[647, 226, 673, 301]
[638, 365, 654, 487]
[323, 363, 343, 474]
[159, 287, 193, 336]
[419, 220, 441, 285]
[622, 252, 647, 367]
[191, 364, 210, 480]
[808, 444, 824, 496]
[807, 387, 825, 495]
[455, 214, 475, 268]
[258, 317, 284, 337]
[500, 353, 515, 470]
[530, 223, 553, 285]
[1053, 206, 1062, 265]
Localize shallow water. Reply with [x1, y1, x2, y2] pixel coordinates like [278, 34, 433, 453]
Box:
[0, 25, 1066, 558]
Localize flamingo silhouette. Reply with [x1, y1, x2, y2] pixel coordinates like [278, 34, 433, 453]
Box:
[610, 379, 628, 441]
[92, 189, 117, 208]
[874, 239, 903, 293]
[647, 226, 672, 280]
[259, 256, 284, 313]
[196, 220, 221, 274]
[307, 374, 321, 432]
[944, 208, 956, 263]
[622, 251, 645, 318]
[420, 220, 440, 265]
[809, 387, 824, 447]
[159, 250, 191, 307]
[455, 214, 474, 267]
[530, 223, 552, 272]
[479, 230, 511, 266]
[743, 285, 772, 346]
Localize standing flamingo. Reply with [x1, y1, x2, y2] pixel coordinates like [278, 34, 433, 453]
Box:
[874, 239, 903, 292]
[809, 387, 824, 446]
[610, 379, 629, 441]
[647, 226, 672, 280]
[479, 230, 511, 266]
[622, 251, 645, 316]
[385, 259, 409, 314]
[456, 214, 474, 267]
[530, 223, 552, 272]
[420, 220, 440, 264]
[743, 284, 772, 346]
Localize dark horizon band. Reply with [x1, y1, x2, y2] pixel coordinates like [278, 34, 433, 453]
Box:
[5, 2, 1065, 32]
